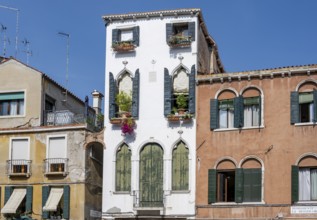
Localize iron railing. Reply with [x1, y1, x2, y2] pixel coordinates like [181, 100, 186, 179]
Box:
[43, 110, 103, 130]
[133, 190, 165, 208]
[44, 158, 69, 175]
[6, 159, 32, 176]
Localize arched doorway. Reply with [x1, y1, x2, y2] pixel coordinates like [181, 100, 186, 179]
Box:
[139, 143, 163, 207]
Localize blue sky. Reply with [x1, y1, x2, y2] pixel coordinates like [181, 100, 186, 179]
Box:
[0, 0, 317, 107]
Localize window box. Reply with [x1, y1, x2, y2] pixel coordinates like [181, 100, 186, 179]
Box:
[168, 35, 192, 48]
[110, 118, 122, 125]
[167, 114, 193, 122]
[112, 41, 136, 52]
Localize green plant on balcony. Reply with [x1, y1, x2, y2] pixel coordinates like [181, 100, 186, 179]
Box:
[168, 34, 191, 46]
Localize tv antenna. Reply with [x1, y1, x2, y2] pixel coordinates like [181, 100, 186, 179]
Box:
[0, 5, 19, 57]
[58, 32, 70, 102]
[0, 23, 9, 56]
[21, 38, 32, 64]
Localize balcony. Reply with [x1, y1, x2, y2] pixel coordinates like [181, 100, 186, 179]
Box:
[44, 110, 104, 131]
[44, 158, 69, 176]
[6, 160, 32, 177]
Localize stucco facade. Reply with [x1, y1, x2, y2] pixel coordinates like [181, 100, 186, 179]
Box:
[196, 65, 317, 219]
[102, 9, 223, 219]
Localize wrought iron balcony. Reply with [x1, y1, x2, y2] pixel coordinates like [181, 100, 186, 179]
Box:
[44, 158, 69, 176]
[133, 190, 165, 208]
[6, 159, 32, 177]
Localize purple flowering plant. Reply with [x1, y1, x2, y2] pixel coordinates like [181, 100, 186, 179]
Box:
[121, 118, 135, 135]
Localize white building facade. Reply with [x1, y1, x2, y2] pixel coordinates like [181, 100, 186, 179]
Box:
[102, 9, 223, 219]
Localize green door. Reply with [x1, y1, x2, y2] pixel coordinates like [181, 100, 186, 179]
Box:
[139, 143, 163, 207]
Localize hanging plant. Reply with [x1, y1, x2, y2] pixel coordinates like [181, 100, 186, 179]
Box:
[121, 117, 135, 135]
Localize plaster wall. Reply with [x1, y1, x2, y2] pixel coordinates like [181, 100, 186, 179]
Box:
[0, 60, 42, 128]
[103, 14, 199, 217]
[196, 73, 317, 219]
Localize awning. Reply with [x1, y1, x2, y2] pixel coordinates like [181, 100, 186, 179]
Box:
[1, 188, 26, 214]
[43, 188, 63, 211]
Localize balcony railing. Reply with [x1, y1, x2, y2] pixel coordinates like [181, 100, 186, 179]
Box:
[44, 110, 103, 131]
[44, 158, 69, 176]
[133, 190, 165, 208]
[6, 159, 32, 177]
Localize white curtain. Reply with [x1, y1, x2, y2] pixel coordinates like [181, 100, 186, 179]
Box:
[10, 101, 17, 115]
[253, 106, 260, 126]
[244, 106, 252, 127]
[312, 169, 317, 200]
[19, 100, 24, 115]
[309, 103, 314, 122]
[219, 109, 227, 128]
[228, 109, 234, 128]
[299, 168, 311, 201]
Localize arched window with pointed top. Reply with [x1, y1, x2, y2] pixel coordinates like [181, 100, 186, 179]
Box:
[172, 141, 189, 190]
[115, 144, 131, 192]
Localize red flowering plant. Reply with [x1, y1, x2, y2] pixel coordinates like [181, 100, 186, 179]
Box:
[121, 117, 135, 135]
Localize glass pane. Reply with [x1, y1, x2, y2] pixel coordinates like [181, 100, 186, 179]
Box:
[299, 93, 313, 104]
[120, 30, 133, 41]
[311, 169, 317, 200]
[219, 109, 227, 128]
[299, 168, 311, 201]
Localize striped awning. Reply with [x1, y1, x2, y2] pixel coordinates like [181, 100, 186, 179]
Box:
[1, 188, 26, 214]
[43, 188, 63, 211]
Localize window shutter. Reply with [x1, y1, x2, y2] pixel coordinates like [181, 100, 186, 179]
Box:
[112, 29, 120, 43]
[210, 99, 219, 129]
[63, 185, 70, 219]
[188, 65, 196, 114]
[290, 92, 299, 124]
[4, 186, 13, 204]
[164, 68, 172, 116]
[42, 186, 50, 219]
[133, 26, 140, 46]
[258, 96, 262, 126]
[313, 90, 317, 122]
[26, 186, 33, 214]
[243, 168, 261, 202]
[208, 169, 217, 204]
[188, 22, 196, 41]
[234, 96, 243, 128]
[132, 69, 140, 118]
[235, 168, 244, 203]
[166, 23, 173, 43]
[291, 165, 299, 203]
[109, 72, 117, 119]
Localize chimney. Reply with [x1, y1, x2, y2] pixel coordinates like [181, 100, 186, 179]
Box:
[91, 90, 104, 115]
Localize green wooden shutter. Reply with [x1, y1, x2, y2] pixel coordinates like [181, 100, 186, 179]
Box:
[109, 72, 117, 119]
[258, 96, 262, 126]
[172, 142, 189, 190]
[133, 26, 140, 46]
[235, 168, 244, 203]
[188, 65, 196, 114]
[26, 186, 33, 214]
[208, 169, 217, 204]
[132, 69, 140, 118]
[42, 186, 50, 219]
[210, 99, 219, 129]
[313, 90, 317, 122]
[234, 96, 243, 128]
[291, 165, 299, 203]
[4, 186, 13, 203]
[116, 144, 131, 191]
[164, 68, 172, 116]
[188, 22, 196, 41]
[112, 29, 120, 43]
[243, 168, 261, 202]
[290, 92, 299, 124]
[63, 185, 70, 219]
[166, 23, 173, 43]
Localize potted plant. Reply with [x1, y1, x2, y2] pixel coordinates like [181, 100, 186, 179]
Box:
[116, 91, 132, 117]
[121, 117, 135, 135]
[176, 94, 188, 115]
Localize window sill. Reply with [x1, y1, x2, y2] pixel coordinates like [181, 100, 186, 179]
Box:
[212, 201, 265, 206]
[214, 125, 264, 132]
[294, 122, 316, 127]
[113, 191, 131, 195]
[0, 115, 25, 119]
[295, 201, 317, 204]
[171, 190, 190, 194]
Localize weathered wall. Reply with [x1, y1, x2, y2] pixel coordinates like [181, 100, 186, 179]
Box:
[196, 70, 317, 219]
[0, 127, 90, 220]
[0, 60, 42, 128]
